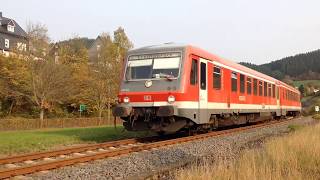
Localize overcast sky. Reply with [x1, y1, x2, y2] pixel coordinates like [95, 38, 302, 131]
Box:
[2, 0, 320, 64]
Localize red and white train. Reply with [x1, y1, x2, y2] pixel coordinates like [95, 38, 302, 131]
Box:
[113, 43, 301, 134]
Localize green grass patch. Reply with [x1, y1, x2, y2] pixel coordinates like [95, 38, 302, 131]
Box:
[313, 114, 320, 120]
[0, 126, 152, 156]
[288, 124, 304, 132]
[292, 80, 320, 87]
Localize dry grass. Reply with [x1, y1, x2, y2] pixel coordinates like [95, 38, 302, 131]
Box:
[0, 117, 122, 131]
[313, 114, 320, 120]
[175, 123, 320, 180]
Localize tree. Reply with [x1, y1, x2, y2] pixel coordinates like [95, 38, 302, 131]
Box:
[113, 27, 133, 61]
[86, 66, 110, 123]
[30, 61, 73, 126]
[26, 22, 50, 59]
[0, 56, 31, 116]
[101, 28, 133, 120]
[298, 84, 305, 97]
[58, 37, 89, 65]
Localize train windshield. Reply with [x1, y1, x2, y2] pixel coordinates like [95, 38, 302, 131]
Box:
[126, 52, 181, 80]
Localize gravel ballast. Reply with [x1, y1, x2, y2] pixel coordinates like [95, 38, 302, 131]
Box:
[29, 117, 316, 180]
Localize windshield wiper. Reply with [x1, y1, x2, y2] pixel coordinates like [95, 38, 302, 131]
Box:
[152, 73, 174, 81]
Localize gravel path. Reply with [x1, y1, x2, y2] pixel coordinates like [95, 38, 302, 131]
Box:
[28, 116, 316, 180]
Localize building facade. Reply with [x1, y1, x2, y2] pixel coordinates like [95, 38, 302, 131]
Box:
[88, 36, 104, 65]
[0, 12, 28, 56]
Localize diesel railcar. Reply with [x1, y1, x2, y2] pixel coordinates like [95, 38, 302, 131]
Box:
[112, 43, 301, 134]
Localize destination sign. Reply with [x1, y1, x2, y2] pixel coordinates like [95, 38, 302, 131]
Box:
[129, 52, 181, 60]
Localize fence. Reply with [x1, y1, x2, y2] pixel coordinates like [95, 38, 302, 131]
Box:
[0, 117, 123, 131]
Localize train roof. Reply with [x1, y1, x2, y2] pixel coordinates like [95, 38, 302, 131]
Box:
[128, 43, 299, 93]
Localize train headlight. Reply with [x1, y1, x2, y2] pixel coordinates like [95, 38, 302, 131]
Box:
[167, 95, 175, 104]
[123, 97, 130, 104]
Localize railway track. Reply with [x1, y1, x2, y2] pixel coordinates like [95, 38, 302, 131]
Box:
[0, 118, 294, 179]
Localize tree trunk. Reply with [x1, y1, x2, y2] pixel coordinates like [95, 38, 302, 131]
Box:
[40, 108, 44, 128]
[98, 109, 102, 126]
[8, 100, 15, 116]
[107, 103, 111, 125]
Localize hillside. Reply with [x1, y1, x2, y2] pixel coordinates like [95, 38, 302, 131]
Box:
[240, 49, 320, 80]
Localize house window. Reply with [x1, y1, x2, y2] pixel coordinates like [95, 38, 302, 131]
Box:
[240, 74, 245, 93]
[231, 72, 237, 92]
[7, 25, 15, 32]
[190, 59, 198, 85]
[213, 66, 221, 89]
[247, 77, 252, 95]
[5, 39, 9, 48]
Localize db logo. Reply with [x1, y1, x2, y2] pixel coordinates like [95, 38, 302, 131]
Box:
[144, 95, 152, 101]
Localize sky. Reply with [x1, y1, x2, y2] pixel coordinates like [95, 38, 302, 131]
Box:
[2, 0, 320, 64]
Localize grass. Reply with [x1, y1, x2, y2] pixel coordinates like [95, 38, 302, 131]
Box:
[313, 114, 320, 120]
[288, 124, 303, 132]
[175, 123, 320, 180]
[0, 125, 152, 156]
[292, 80, 320, 88]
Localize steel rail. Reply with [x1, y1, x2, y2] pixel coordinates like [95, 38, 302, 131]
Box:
[0, 118, 294, 179]
[0, 136, 160, 165]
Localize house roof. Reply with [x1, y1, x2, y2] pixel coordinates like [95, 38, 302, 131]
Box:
[0, 15, 28, 39]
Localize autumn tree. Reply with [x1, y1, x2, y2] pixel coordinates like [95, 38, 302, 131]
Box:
[30, 61, 73, 126]
[26, 22, 50, 59]
[98, 28, 133, 120]
[58, 37, 89, 65]
[0, 55, 31, 116]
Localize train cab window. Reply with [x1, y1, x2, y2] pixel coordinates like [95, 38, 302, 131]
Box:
[240, 74, 245, 93]
[200, 62, 206, 90]
[253, 79, 257, 95]
[247, 77, 252, 95]
[231, 72, 237, 92]
[213, 66, 221, 89]
[190, 59, 198, 85]
[272, 84, 275, 98]
[259, 81, 263, 96]
[264, 82, 268, 96]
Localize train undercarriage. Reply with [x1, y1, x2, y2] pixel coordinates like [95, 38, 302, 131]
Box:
[114, 106, 300, 134]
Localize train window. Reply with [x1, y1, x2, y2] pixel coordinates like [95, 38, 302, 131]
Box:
[231, 72, 238, 92]
[276, 87, 279, 99]
[240, 74, 245, 93]
[264, 82, 267, 96]
[247, 77, 252, 95]
[190, 59, 198, 85]
[200, 62, 206, 90]
[272, 84, 275, 98]
[259, 81, 263, 96]
[253, 79, 257, 95]
[213, 66, 221, 89]
[268, 84, 272, 97]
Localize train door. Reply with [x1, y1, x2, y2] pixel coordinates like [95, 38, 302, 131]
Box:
[276, 85, 281, 116]
[199, 58, 208, 123]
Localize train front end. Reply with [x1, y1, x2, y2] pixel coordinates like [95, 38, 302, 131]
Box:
[112, 44, 190, 134]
